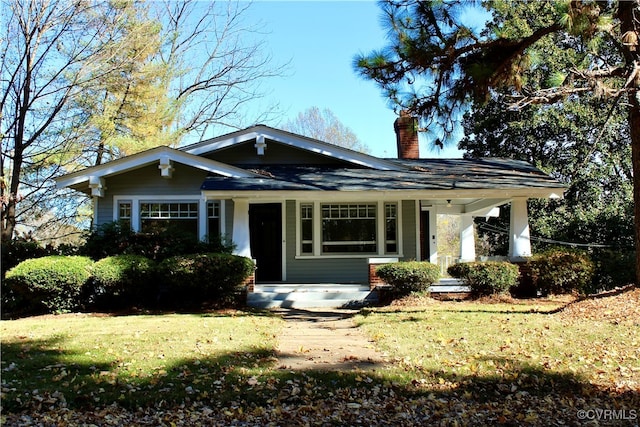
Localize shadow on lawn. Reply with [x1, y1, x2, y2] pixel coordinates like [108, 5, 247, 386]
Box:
[3, 336, 638, 418]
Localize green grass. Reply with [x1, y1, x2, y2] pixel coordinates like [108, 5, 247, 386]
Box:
[1, 311, 283, 410]
[355, 300, 640, 397]
[2, 298, 639, 424]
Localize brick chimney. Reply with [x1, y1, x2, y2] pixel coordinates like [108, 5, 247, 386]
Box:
[394, 111, 419, 159]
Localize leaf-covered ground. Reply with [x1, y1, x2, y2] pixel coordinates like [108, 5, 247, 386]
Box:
[2, 287, 639, 426]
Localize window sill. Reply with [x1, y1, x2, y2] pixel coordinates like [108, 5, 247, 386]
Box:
[295, 254, 403, 260]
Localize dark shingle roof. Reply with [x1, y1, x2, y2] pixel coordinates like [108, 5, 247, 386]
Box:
[200, 158, 564, 192]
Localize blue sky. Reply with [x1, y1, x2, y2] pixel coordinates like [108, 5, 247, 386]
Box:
[243, 1, 465, 158]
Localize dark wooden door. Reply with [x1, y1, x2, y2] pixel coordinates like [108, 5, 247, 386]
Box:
[249, 203, 282, 281]
[420, 210, 430, 261]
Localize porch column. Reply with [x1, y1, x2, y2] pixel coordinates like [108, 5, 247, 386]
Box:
[459, 214, 476, 262]
[232, 198, 251, 258]
[509, 197, 532, 261]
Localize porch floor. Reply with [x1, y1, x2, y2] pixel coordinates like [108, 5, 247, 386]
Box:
[247, 279, 469, 309]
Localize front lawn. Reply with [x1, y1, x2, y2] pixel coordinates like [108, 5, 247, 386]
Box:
[2, 288, 639, 426]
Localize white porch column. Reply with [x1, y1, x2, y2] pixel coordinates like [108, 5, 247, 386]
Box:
[459, 214, 476, 262]
[232, 198, 251, 258]
[509, 197, 532, 261]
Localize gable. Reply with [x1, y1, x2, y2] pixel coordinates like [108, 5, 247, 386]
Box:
[54, 146, 260, 195]
[181, 125, 405, 171]
[201, 139, 362, 167]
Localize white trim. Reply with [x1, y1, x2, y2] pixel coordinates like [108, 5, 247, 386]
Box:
[294, 200, 405, 259]
[113, 195, 201, 234]
[201, 188, 565, 201]
[280, 201, 286, 281]
[415, 201, 422, 261]
[220, 200, 227, 236]
[198, 195, 207, 241]
[55, 146, 260, 189]
[181, 125, 406, 172]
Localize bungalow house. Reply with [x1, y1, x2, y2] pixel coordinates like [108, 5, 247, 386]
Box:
[55, 115, 565, 307]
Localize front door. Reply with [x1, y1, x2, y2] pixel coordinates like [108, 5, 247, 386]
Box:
[420, 210, 430, 261]
[249, 203, 282, 282]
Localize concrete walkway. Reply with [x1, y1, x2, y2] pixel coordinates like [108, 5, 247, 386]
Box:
[274, 308, 389, 371]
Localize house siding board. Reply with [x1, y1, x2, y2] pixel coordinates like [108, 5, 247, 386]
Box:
[401, 200, 417, 260]
[96, 163, 206, 226]
[204, 140, 353, 166]
[283, 200, 368, 283]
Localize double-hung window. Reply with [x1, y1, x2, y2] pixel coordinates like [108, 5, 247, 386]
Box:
[118, 201, 132, 229]
[207, 201, 221, 237]
[140, 202, 198, 236]
[321, 204, 377, 254]
[299, 202, 399, 256]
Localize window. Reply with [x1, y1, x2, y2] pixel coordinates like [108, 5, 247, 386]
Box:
[140, 202, 198, 236]
[385, 203, 398, 253]
[300, 203, 313, 254]
[321, 204, 376, 253]
[208, 201, 221, 237]
[118, 201, 131, 229]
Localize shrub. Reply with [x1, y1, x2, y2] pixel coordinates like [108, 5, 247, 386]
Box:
[158, 253, 255, 307]
[375, 261, 440, 296]
[4, 256, 94, 314]
[528, 250, 595, 295]
[81, 221, 234, 261]
[448, 261, 520, 297]
[590, 249, 635, 293]
[89, 255, 156, 309]
[1, 235, 78, 278]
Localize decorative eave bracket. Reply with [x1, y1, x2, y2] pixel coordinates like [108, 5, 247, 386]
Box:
[254, 134, 267, 155]
[88, 176, 106, 197]
[159, 155, 174, 178]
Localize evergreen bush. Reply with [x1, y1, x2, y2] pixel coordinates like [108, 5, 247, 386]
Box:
[375, 261, 440, 296]
[448, 261, 520, 297]
[158, 253, 255, 307]
[528, 250, 594, 295]
[4, 256, 94, 314]
[89, 255, 156, 308]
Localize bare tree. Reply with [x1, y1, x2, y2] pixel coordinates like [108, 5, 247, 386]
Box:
[281, 107, 370, 153]
[0, 0, 133, 242]
[156, 0, 284, 140]
[1, 0, 284, 242]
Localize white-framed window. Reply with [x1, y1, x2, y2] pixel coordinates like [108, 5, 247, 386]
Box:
[118, 201, 132, 229]
[139, 202, 198, 236]
[385, 203, 398, 254]
[298, 201, 401, 257]
[207, 200, 221, 237]
[300, 203, 313, 254]
[321, 203, 377, 254]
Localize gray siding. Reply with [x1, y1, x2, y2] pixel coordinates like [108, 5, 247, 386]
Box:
[284, 200, 369, 283]
[401, 199, 418, 260]
[96, 163, 206, 226]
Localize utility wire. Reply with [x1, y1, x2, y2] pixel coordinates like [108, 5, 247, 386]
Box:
[477, 222, 630, 249]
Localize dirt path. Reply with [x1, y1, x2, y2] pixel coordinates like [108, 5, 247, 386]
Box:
[274, 308, 389, 371]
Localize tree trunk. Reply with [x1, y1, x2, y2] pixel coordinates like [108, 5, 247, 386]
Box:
[619, 1, 640, 287]
[628, 70, 639, 289]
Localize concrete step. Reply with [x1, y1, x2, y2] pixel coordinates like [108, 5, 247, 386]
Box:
[247, 284, 378, 309]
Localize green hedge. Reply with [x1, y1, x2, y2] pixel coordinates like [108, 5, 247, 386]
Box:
[448, 261, 520, 297]
[527, 250, 594, 296]
[89, 255, 156, 308]
[81, 221, 234, 261]
[4, 256, 94, 314]
[375, 261, 440, 296]
[158, 253, 255, 306]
